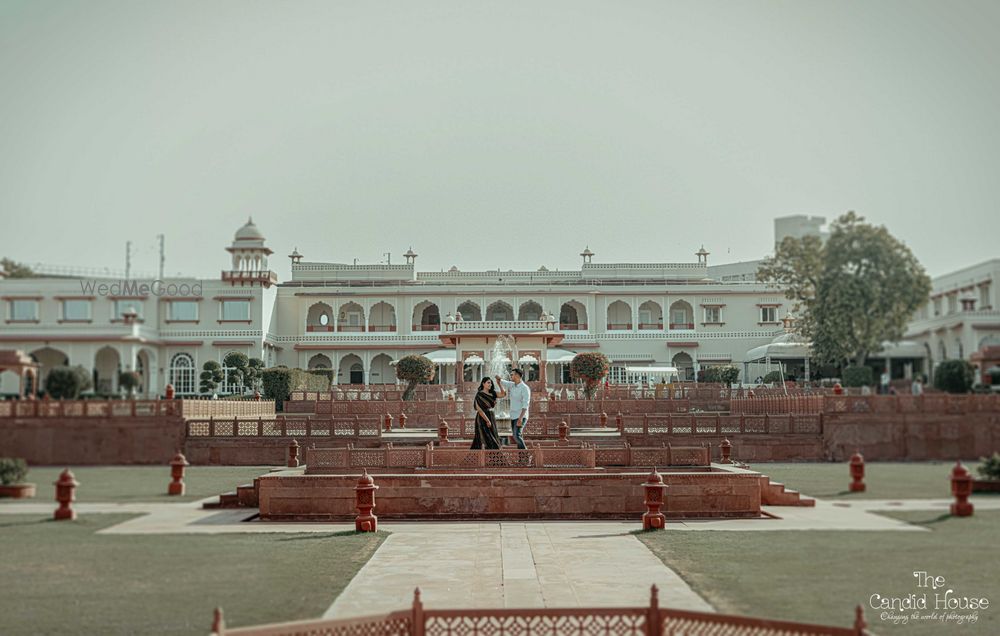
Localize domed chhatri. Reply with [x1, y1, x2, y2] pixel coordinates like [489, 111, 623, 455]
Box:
[234, 216, 266, 243]
[223, 218, 277, 287]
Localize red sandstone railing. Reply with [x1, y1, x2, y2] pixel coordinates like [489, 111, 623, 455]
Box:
[619, 413, 823, 436]
[211, 586, 870, 636]
[186, 416, 381, 440]
[304, 444, 711, 472]
[180, 399, 276, 419]
[0, 399, 179, 418]
[730, 395, 824, 415]
[823, 393, 1000, 414]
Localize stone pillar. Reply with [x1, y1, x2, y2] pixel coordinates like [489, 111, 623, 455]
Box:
[168, 452, 190, 495]
[642, 468, 668, 530]
[950, 461, 973, 517]
[54, 469, 79, 521]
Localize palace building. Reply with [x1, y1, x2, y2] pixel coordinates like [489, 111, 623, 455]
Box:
[8, 217, 982, 397]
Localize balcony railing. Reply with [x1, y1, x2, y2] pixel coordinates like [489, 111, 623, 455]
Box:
[669, 322, 695, 330]
[607, 323, 633, 330]
[443, 320, 558, 332]
[306, 325, 334, 332]
[412, 324, 441, 332]
[560, 323, 588, 330]
[638, 322, 664, 330]
[367, 325, 397, 332]
[336, 325, 364, 332]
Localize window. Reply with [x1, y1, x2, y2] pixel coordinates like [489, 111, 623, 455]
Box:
[703, 307, 721, 323]
[62, 299, 91, 321]
[114, 299, 144, 319]
[760, 306, 778, 323]
[221, 300, 250, 321]
[169, 353, 196, 394]
[221, 352, 243, 395]
[981, 284, 992, 310]
[671, 309, 689, 325]
[9, 299, 38, 321]
[933, 298, 942, 316]
[168, 301, 198, 321]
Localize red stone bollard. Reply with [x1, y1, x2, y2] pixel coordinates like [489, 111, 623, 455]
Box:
[558, 420, 569, 442]
[950, 461, 974, 517]
[399, 413, 407, 429]
[642, 468, 668, 530]
[384, 413, 393, 432]
[54, 468, 79, 521]
[287, 439, 300, 468]
[168, 452, 190, 495]
[438, 419, 449, 443]
[165, 383, 175, 400]
[254, 390, 261, 401]
[720, 438, 733, 464]
[833, 382, 844, 395]
[600, 412, 608, 428]
[616, 412, 624, 434]
[849, 451, 866, 492]
[355, 469, 379, 532]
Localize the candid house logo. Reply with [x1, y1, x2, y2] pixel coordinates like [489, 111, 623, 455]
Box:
[869, 571, 990, 627]
[80, 279, 203, 297]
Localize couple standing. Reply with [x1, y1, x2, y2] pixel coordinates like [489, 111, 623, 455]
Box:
[470, 368, 531, 450]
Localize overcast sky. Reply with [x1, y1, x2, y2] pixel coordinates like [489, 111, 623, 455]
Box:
[1, 0, 997, 281]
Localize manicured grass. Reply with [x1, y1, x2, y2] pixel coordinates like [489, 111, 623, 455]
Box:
[0, 514, 385, 635]
[750, 461, 984, 500]
[9, 466, 275, 503]
[639, 510, 999, 635]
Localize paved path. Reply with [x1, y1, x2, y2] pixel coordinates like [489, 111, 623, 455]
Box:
[323, 521, 713, 618]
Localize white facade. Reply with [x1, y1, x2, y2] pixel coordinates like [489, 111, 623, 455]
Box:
[906, 258, 1000, 372]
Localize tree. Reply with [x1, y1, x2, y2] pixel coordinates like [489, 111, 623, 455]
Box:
[0, 258, 36, 278]
[394, 355, 436, 401]
[245, 357, 265, 392]
[200, 361, 224, 394]
[934, 360, 975, 394]
[701, 365, 740, 385]
[222, 352, 250, 394]
[569, 352, 611, 399]
[758, 211, 931, 367]
[45, 366, 93, 399]
[118, 370, 142, 396]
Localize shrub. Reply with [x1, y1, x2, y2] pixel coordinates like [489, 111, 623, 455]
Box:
[702, 365, 740, 385]
[45, 366, 93, 399]
[934, 359, 975, 394]
[570, 352, 611, 399]
[200, 361, 224, 394]
[245, 357, 265, 391]
[842, 366, 874, 388]
[762, 370, 784, 384]
[118, 371, 141, 394]
[261, 367, 333, 408]
[978, 453, 1000, 481]
[0, 458, 28, 485]
[395, 355, 436, 401]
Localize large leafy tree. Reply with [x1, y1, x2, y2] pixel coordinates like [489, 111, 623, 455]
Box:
[758, 211, 930, 367]
[0, 258, 36, 278]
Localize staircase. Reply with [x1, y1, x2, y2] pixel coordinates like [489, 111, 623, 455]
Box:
[759, 476, 815, 507]
[202, 482, 258, 509]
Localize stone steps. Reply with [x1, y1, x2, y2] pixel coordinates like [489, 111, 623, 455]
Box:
[202, 483, 257, 509]
[759, 476, 815, 507]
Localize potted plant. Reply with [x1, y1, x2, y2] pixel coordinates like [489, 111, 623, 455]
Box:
[973, 452, 1000, 493]
[0, 458, 35, 499]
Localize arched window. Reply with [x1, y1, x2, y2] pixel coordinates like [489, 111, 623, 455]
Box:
[169, 353, 196, 395]
[221, 351, 244, 395]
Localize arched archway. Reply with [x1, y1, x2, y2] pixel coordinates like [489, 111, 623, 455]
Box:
[370, 354, 394, 384]
[169, 353, 196, 395]
[668, 301, 694, 330]
[606, 301, 632, 330]
[339, 354, 365, 385]
[94, 346, 121, 395]
[308, 354, 332, 370]
[457, 301, 482, 321]
[486, 301, 514, 321]
[412, 301, 440, 331]
[368, 302, 397, 332]
[518, 301, 543, 321]
[638, 301, 663, 330]
[559, 301, 587, 330]
[306, 302, 334, 332]
[337, 302, 365, 332]
[672, 352, 694, 381]
[29, 347, 69, 388]
[137, 348, 156, 396]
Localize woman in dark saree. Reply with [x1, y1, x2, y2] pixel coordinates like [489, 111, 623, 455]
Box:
[470, 377, 504, 450]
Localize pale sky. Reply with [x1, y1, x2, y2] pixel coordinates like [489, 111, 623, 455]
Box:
[1, 0, 997, 281]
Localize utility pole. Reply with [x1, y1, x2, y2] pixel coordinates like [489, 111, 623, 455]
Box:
[125, 241, 132, 279]
[157, 234, 165, 280]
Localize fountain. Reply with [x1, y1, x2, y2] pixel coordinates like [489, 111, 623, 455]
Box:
[487, 335, 516, 432]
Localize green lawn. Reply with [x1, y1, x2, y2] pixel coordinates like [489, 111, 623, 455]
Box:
[751, 461, 985, 500]
[9, 466, 275, 503]
[0, 514, 385, 635]
[639, 510, 999, 635]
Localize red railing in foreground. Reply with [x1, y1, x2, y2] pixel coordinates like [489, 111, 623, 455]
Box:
[211, 586, 871, 636]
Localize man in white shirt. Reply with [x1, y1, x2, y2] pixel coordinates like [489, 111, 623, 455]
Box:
[496, 368, 530, 450]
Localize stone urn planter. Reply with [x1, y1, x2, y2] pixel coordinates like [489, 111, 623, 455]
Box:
[0, 483, 36, 499]
[0, 458, 35, 499]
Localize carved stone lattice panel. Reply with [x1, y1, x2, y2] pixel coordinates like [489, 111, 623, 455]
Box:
[214, 421, 234, 436]
[237, 421, 258, 436]
[424, 611, 646, 636]
[187, 422, 209, 437]
[350, 450, 387, 468]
